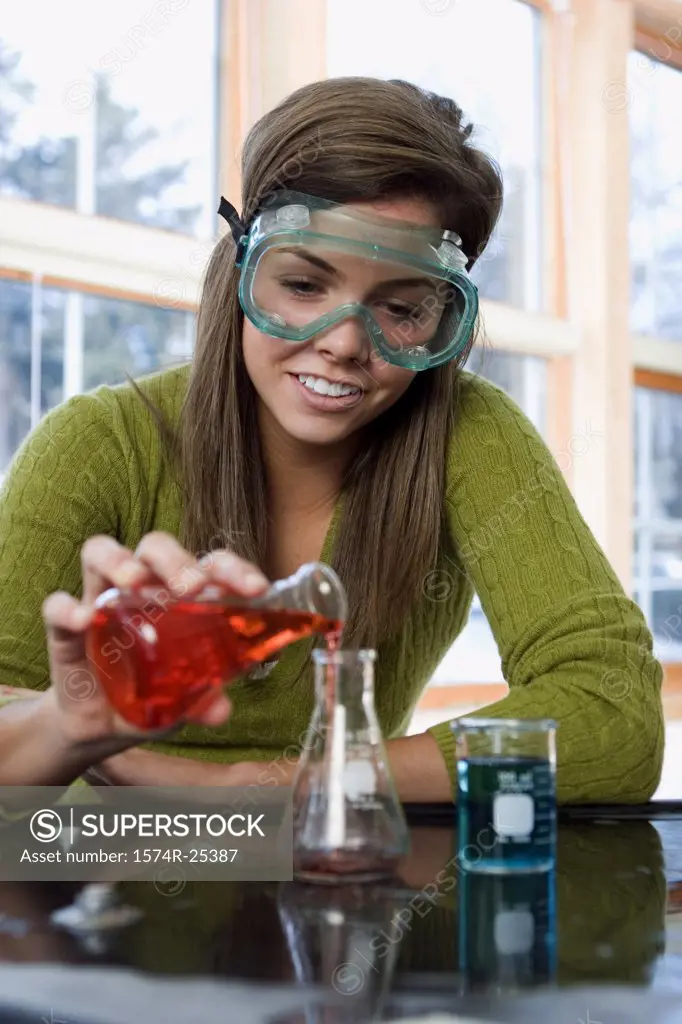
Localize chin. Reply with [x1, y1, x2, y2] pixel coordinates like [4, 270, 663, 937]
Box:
[276, 411, 357, 446]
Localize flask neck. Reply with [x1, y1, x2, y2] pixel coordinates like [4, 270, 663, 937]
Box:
[249, 561, 347, 623]
[314, 655, 374, 705]
[312, 651, 380, 741]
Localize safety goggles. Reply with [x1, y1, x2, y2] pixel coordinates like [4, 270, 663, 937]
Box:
[218, 190, 478, 371]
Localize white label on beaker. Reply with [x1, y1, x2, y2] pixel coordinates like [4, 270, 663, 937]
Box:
[343, 761, 376, 800]
[494, 909, 534, 955]
[493, 793, 534, 837]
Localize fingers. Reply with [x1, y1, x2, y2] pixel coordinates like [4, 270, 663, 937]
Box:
[134, 532, 269, 598]
[133, 532, 212, 598]
[43, 591, 92, 633]
[81, 536, 149, 606]
[80, 532, 270, 611]
[200, 549, 270, 595]
[42, 592, 93, 668]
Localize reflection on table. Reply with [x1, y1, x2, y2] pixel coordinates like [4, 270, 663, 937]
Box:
[0, 820, 667, 1005]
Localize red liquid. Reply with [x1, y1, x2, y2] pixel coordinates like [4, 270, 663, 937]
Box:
[293, 851, 400, 885]
[87, 594, 342, 731]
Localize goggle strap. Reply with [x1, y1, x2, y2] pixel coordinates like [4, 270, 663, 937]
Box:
[218, 196, 247, 248]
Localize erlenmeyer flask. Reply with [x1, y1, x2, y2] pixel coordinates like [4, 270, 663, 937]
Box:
[292, 648, 410, 883]
[87, 561, 346, 731]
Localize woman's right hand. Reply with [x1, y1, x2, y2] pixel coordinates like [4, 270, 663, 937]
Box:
[41, 531, 271, 764]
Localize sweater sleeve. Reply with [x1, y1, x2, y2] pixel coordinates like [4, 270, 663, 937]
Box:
[428, 375, 665, 803]
[0, 393, 128, 696]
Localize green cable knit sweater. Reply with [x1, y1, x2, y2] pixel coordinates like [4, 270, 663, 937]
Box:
[0, 364, 665, 801]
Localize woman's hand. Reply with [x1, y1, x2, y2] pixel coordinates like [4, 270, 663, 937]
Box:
[86, 749, 298, 788]
[84, 748, 225, 786]
[41, 531, 271, 770]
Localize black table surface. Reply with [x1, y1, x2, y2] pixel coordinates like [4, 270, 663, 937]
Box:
[0, 811, 682, 1023]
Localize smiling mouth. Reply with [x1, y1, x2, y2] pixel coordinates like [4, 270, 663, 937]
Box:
[288, 373, 366, 410]
[291, 373, 364, 398]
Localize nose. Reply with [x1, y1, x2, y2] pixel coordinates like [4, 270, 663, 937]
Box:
[313, 314, 372, 364]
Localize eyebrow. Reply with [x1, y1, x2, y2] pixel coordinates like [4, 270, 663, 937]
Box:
[277, 247, 340, 278]
[275, 247, 438, 290]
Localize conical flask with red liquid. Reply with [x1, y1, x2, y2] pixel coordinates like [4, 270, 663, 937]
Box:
[87, 562, 347, 731]
[292, 648, 410, 884]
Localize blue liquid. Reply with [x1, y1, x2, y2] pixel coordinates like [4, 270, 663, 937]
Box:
[457, 756, 556, 873]
[459, 868, 557, 989]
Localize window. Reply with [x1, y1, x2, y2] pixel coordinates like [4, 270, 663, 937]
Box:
[0, 280, 31, 473]
[467, 348, 547, 435]
[83, 294, 194, 392]
[326, 0, 543, 311]
[0, 278, 67, 472]
[434, 352, 548, 684]
[629, 51, 682, 341]
[0, 0, 219, 236]
[634, 386, 682, 660]
[0, 276, 194, 476]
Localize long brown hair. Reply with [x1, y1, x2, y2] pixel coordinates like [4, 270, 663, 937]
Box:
[177, 77, 502, 649]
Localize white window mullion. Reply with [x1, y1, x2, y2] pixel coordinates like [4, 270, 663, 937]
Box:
[637, 388, 654, 625]
[29, 273, 43, 429]
[63, 292, 84, 399]
[647, 519, 682, 535]
[75, 87, 96, 216]
[522, 356, 546, 434]
[648, 580, 682, 592]
[527, 6, 543, 314]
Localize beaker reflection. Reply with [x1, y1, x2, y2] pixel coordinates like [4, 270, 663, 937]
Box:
[458, 867, 556, 993]
[277, 882, 410, 1023]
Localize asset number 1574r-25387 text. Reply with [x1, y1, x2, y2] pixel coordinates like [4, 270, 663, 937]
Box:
[133, 849, 239, 863]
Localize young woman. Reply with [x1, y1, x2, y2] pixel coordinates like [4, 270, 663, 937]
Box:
[0, 77, 664, 802]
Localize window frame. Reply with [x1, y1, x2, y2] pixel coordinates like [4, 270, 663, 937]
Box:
[0, 270, 195, 455]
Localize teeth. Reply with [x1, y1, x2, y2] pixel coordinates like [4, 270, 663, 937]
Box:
[297, 374, 361, 398]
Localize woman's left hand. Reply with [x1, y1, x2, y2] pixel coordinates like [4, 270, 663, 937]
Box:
[84, 747, 196, 786]
[88, 734, 453, 801]
[86, 747, 298, 787]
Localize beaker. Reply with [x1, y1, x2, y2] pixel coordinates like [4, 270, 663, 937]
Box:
[292, 649, 410, 884]
[87, 561, 346, 730]
[452, 718, 557, 874]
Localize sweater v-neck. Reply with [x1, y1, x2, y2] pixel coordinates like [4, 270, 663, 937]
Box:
[264, 490, 345, 682]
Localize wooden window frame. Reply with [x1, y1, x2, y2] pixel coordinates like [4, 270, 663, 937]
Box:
[635, 369, 682, 395]
[635, 22, 682, 70]
[0, 266, 198, 313]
